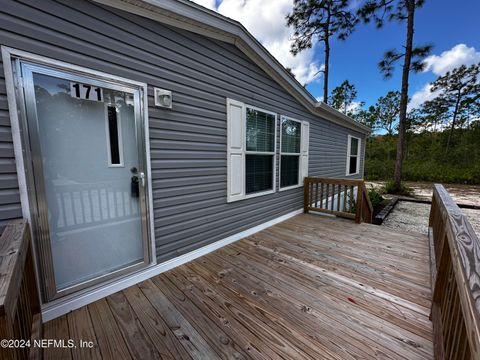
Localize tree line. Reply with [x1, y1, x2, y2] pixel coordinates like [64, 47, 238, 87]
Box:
[331, 63, 480, 142]
[327, 62, 480, 184]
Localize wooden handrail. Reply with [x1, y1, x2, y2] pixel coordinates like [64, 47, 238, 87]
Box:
[303, 177, 372, 223]
[0, 220, 42, 360]
[429, 184, 480, 359]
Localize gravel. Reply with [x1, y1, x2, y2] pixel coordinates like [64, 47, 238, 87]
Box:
[382, 202, 431, 235]
[382, 201, 480, 236]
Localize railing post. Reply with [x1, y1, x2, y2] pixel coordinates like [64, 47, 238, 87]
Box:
[0, 220, 42, 360]
[303, 177, 309, 214]
[355, 182, 363, 223]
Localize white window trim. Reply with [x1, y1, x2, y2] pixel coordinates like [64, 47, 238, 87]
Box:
[244, 104, 277, 199]
[346, 135, 361, 176]
[279, 116, 303, 191]
[104, 103, 125, 168]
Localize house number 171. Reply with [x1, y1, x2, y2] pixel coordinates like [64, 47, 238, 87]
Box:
[70, 82, 103, 102]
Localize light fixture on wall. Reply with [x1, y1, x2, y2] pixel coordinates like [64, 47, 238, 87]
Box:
[154, 88, 172, 109]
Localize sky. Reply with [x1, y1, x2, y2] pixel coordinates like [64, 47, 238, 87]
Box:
[191, 0, 480, 112]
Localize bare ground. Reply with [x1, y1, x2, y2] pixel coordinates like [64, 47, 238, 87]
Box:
[367, 181, 480, 236]
[367, 181, 480, 206]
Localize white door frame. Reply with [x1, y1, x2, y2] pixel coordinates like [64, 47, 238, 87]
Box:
[1, 46, 157, 302]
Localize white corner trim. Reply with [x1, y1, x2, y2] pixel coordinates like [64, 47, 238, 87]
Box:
[41, 208, 303, 322]
[361, 135, 366, 178]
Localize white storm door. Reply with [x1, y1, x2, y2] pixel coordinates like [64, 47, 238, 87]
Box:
[20, 62, 151, 300]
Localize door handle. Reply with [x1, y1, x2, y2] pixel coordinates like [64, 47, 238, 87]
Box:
[131, 175, 139, 198]
[131, 167, 146, 186]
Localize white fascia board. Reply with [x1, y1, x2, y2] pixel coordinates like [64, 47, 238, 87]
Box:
[93, 0, 371, 135]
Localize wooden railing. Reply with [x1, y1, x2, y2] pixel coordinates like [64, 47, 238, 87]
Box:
[429, 184, 480, 359]
[0, 220, 42, 360]
[303, 177, 373, 223]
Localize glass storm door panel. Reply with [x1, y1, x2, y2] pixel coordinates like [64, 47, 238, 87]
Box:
[21, 63, 150, 298]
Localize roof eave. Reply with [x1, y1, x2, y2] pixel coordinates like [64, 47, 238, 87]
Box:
[93, 0, 371, 135]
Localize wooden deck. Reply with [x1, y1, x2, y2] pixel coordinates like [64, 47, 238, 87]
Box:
[43, 214, 434, 359]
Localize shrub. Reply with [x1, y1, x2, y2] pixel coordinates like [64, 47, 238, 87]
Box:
[367, 187, 384, 207]
[365, 159, 480, 185]
[383, 180, 413, 196]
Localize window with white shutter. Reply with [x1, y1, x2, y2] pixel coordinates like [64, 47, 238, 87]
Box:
[279, 116, 309, 190]
[226, 99, 277, 202]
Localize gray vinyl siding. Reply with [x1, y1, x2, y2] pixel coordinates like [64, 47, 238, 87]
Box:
[0, 60, 23, 229]
[0, 0, 365, 261]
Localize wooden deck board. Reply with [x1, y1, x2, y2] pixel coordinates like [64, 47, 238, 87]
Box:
[44, 214, 434, 359]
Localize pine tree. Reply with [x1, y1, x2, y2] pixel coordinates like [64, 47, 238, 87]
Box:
[330, 80, 360, 115]
[357, 0, 431, 192]
[429, 63, 480, 153]
[354, 106, 377, 130]
[371, 91, 401, 135]
[416, 97, 450, 133]
[286, 0, 357, 103]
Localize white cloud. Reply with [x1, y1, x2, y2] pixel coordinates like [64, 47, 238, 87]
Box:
[191, 0, 217, 10]
[423, 44, 480, 75]
[409, 44, 480, 110]
[408, 83, 439, 110]
[347, 101, 363, 114]
[191, 0, 323, 85]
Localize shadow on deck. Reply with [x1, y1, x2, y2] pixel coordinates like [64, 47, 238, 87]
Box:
[44, 214, 433, 360]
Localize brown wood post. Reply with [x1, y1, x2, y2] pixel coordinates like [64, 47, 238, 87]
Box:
[303, 177, 309, 214]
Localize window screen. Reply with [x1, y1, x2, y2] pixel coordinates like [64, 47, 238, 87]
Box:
[350, 137, 359, 156]
[280, 118, 302, 188]
[245, 107, 276, 195]
[246, 155, 274, 194]
[281, 120, 301, 153]
[246, 108, 275, 152]
[349, 156, 357, 174]
[280, 155, 299, 188]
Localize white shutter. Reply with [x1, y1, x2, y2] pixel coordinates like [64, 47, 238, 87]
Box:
[226, 99, 246, 202]
[300, 121, 309, 185]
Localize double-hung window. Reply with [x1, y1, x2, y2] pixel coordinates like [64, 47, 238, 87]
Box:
[346, 135, 361, 175]
[226, 99, 277, 202]
[226, 99, 310, 201]
[280, 116, 309, 190]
